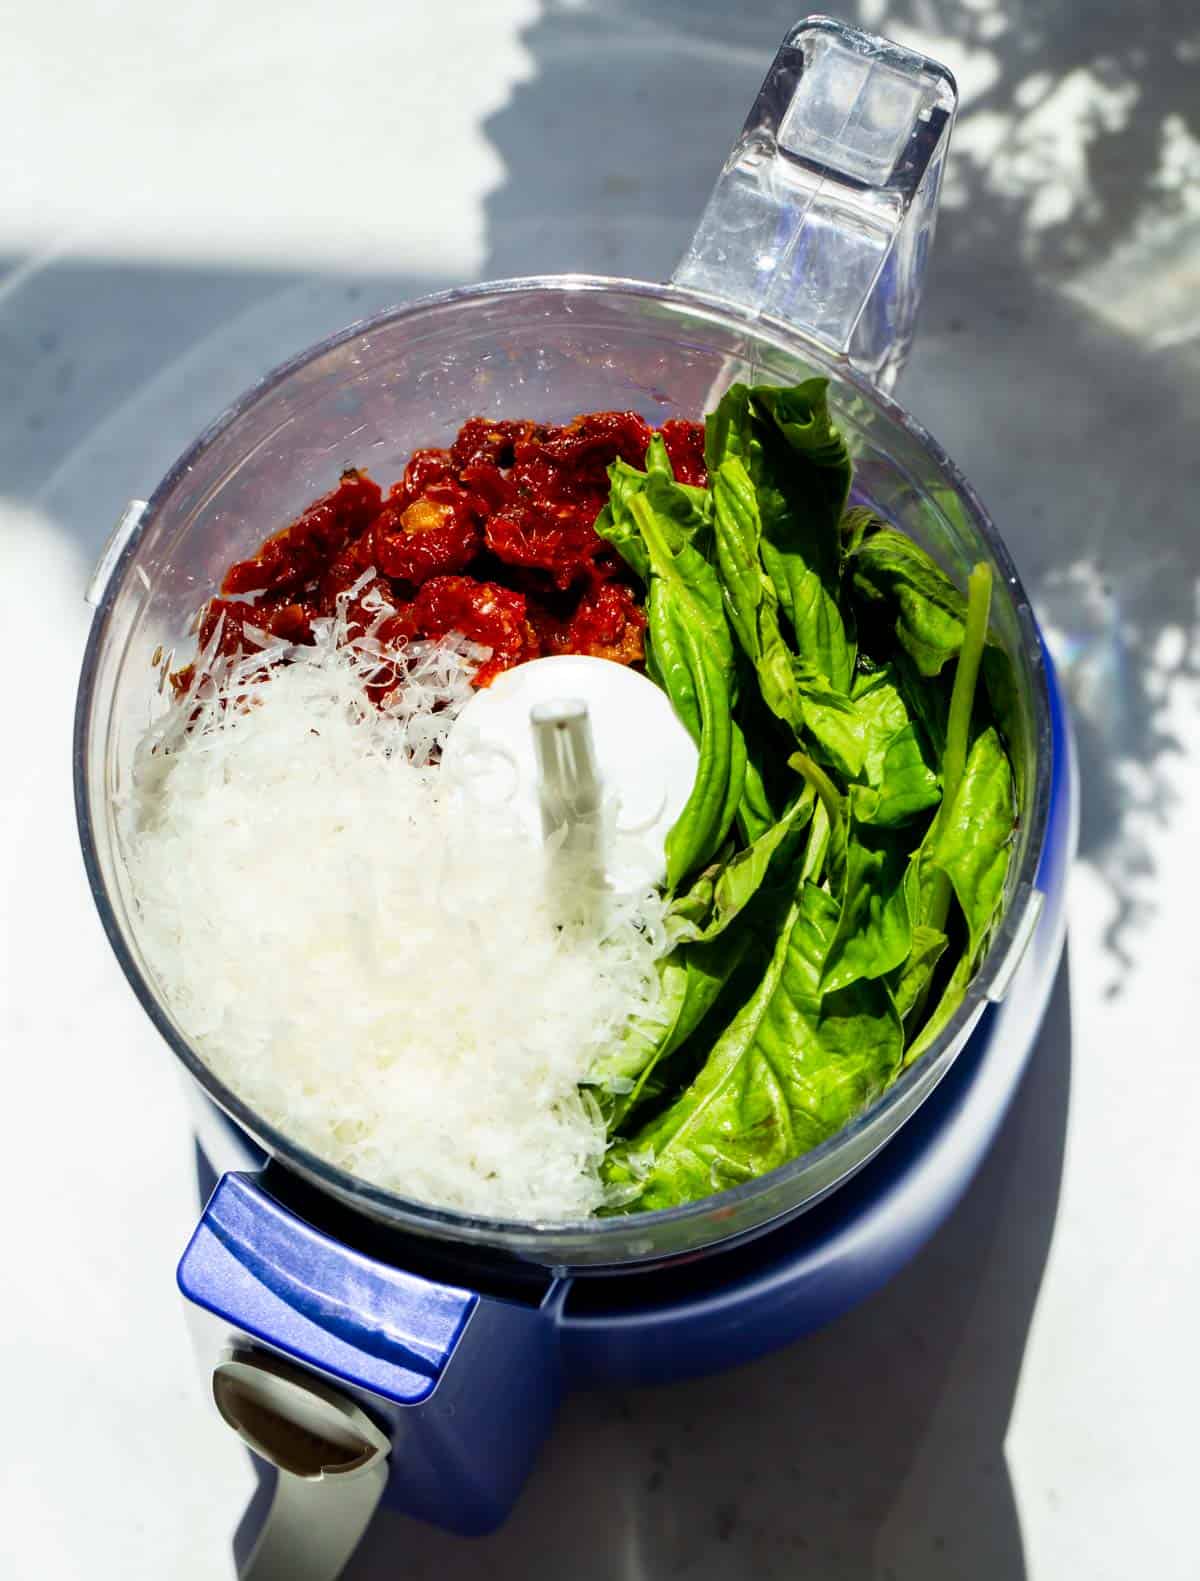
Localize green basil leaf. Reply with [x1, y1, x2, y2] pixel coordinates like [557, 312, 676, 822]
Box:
[981, 643, 1026, 813]
[736, 735, 778, 843]
[711, 458, 800, 716]
[591, 928, 752, 1134]
[645, 431, 712, 522]
[627, 487, 746, 886]
[603, 882, 903, 1210]
[707, 380, 854, 691]
[593, 460, 653, 582]
[667, 789, 815, 944]
[820, 792, 913, 994]
[713, 458, 865, 778]
[704, 382, 756, 473]
[850, 665, 941, 826]
[893, 649, 950, 762]
[903, 949, 973, 1067]
[751, 382, 853, 689]
[849, 525, 966, 677]
[889, 924, 950, 1025]
[787, 750, 846, 894]
[596, 438, 712, 583]
[839, 504, 880, 557]
[928, 725, 1015, 958]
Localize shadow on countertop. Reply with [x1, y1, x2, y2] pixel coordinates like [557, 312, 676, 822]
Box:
[347, 958, 1072, 1581]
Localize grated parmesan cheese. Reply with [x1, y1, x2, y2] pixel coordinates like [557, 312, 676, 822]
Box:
[124, 588, 667, 1220]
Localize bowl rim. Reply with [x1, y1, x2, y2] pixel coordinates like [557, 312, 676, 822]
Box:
[74, 272, 1054, 1266]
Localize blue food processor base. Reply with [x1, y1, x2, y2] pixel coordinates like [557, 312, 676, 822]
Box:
[179, 650, 1075, 1538]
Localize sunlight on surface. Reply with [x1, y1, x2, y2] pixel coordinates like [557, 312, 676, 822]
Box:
[0, 496, 255, 1577]
[0, 0, 538, 273]
[879, 3, 1200, 355]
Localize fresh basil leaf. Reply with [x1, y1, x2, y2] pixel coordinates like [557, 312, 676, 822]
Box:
[751, 383, 854, 690]
[850, 525, 1023, 796]
[786, 753, 911, 996]
[712, 458, 866, 778]
[849, 525, 966, 677]
[851, 663, 918, 773]
[820, 791, 913, 994]
[850, 665, 941, 826]
[707, 380, 854, 691]
[596, 438, 712, 585]
[898, 728, 1014, 1062]
[645, 431, 713, 522]
[890, 924, 950, 1025]
[626, 487, 746, 886]
[800, 798, 832, 886]
[981, 643, 1026, 812]
[787, 751, 846, 896]
[928, 725, 1015, 958]
[904, 831, 940, 936]
[603, 881, 903, 1210]
[711, 459, 800, 715]
[893, 649, 950, 762]
[667, 788, 814, 944]
[736, 732, 778, 843]
[751, 382, 853, 524]
[790, 657, 867, 780]
[591, 928, 752, 1134]
[594, 460, 652, 582]
[704, 382, 755, 473]
[665, 846, 728, 940]
[903, 949, 973, 1067]
[839, 504, 880, 557]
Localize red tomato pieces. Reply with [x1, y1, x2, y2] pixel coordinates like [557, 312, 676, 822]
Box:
[659, 419, 709, 488]
[221, 470, 382, 596]
[530, 582, 645, 667]
[405, 576, 540, 688]
[176, 411, 706, 698]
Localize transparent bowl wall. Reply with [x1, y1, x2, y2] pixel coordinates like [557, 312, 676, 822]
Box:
[76, 278, 1052, 1271]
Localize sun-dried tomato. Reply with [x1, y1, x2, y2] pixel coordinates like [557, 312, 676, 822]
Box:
[171, 593, 320, 700]
[532, 411, 652, 473]
[407, 575, 540, 687]
[394, 447, 456, 505]
[485, 503, 605, 590]
[258, 599, 320, 646]
[198, 596, 318, 655]
[177, 410, 686, 708]
[369, 490, 481, 586]
[324, 567, 399, 643]
[457, 459, 513, 514]
[484, 411, 652, 589]
[530, 581, 645, 666]
[450, 418, 543, 470]
[221, 469, 381, 596]
[317, 540, 375, 610]
[658, 419, 708, 488]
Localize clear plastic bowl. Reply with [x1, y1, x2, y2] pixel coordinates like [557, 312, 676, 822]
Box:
[74, 276, 1053, 1270]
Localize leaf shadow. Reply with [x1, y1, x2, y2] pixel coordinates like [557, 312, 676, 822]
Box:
[478, 0, 1200, 996]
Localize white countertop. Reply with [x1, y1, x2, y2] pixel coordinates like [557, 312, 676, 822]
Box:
[2, 3, 1196, 1577]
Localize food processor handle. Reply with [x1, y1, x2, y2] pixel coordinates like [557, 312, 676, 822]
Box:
[673, 16, 958, 392]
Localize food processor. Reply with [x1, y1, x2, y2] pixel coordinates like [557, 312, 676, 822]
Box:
[73, 17, 1077, 1576]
